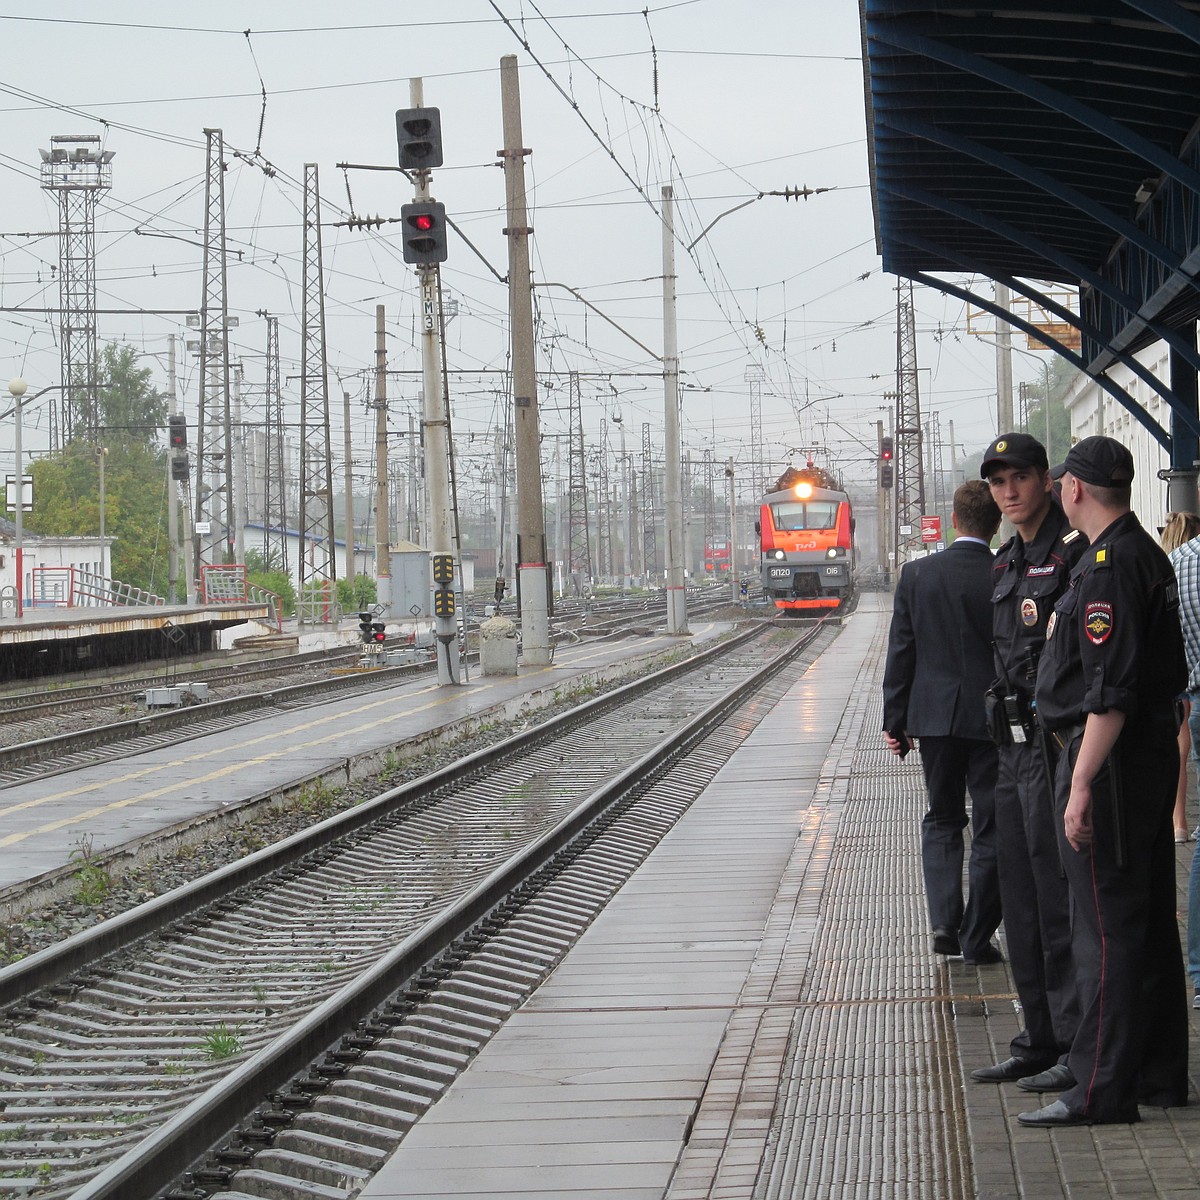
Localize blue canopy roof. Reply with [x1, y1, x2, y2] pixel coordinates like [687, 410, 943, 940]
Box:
[861, 0, 1200, 457]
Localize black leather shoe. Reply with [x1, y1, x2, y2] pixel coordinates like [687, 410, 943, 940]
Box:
[932, 927, 961, 956]
[970, 1056, 1055, 1083]
[1017, 1099, 1092, 1127]
[962, 943, 1004, 965]
[1016, 1063, 1076, 1093]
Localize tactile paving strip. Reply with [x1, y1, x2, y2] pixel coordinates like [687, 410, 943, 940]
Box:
[667, 602, 972, 1199]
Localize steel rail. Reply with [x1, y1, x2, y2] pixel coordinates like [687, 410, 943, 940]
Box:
[0, 619, 770, 1008]
[66, 620, 821, 1200]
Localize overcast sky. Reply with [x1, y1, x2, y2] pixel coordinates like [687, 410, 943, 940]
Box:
[0, 1, 1031, 502]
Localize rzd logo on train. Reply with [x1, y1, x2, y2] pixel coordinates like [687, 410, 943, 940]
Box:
[1084, 601, 1113, 645]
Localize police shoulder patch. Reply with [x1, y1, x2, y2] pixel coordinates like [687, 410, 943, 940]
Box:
[1084, 601, 1113, 644]
[1093, 546, 1109, 567]
[1062, 529, 1082, 544]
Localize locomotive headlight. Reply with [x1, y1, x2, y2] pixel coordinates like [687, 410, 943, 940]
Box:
[773, 549, 785, 560]
[826, 548, 839, 559]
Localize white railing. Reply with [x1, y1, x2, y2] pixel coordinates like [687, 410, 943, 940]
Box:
[29, 566, 166, 608]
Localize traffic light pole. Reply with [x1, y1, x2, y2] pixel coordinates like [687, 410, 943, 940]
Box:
[499, 55, 551, 666]
[411, 77, 460, 685]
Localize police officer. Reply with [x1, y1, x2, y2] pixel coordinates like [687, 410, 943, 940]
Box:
[969, 434, 1084, 1091]
[1022, 436, 1188, 1127]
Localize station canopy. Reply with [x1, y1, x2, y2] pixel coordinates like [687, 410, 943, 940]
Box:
[860, 0, 1200, 452]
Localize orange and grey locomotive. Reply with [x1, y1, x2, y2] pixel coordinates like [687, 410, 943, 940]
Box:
[757, 465, 855, 612]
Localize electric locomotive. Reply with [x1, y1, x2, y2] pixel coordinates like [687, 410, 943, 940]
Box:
[757, 464, 855, 612]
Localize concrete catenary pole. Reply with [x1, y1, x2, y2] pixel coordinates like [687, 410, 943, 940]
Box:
[411, 77, 460, 684]
[995, 281, 1014, 433]
[169, 336, 196, 603]
[661, 185, 688, 635]
[166, 335, 180, 603]
[374, 305, 391, 606]
[876, 418, 888, 573]
[342, 388, 355, 588]
[726, 458, 738, 604]
[232, 365, 247, 566]
[499, 54, 551, 665]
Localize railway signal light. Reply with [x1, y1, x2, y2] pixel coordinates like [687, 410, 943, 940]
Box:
[168, 414, 187, 448]
[370, 622, 386, 645]
[879, 435, 894, 488]
[395, 107, 443, 171]
[401, 202, 448, 265]
[170, 456, 189, 482]
[358, 611, 374, 644]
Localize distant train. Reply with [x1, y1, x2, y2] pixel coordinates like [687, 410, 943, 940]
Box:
[703, 539, 732, 573]
[757, 464, 855, 612]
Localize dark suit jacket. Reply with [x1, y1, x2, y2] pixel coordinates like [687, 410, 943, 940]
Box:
[882, 539, 996, 740]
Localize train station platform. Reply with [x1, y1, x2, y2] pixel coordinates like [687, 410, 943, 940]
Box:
[0, 618, 736, 902]
[357, 593, 1200, 1200]
[0, 601, 272, 678]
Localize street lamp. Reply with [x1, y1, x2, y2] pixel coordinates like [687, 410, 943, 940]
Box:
[7, 377, 26, 617]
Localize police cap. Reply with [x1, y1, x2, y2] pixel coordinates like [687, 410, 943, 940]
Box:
[1050, 435, 1134, 488]
[979, 432, 1049, 478]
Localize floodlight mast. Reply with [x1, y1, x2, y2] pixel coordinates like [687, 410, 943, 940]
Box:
[39, 134, 113, 449]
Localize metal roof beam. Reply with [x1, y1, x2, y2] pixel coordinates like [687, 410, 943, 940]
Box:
[1121, 1, 1200, 53]
[895, 227, 1193, 440]
[903, 268, 1172, 451]
[885, 176, 1200, 382]
[875, 112, 1181, 278]
[873, 22, 1200, 196]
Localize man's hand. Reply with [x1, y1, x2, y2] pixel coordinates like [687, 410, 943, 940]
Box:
[1064, 779, 1093, 851]
[883, 730, 913, 758]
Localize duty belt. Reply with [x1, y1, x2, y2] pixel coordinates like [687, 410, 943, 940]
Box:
[1049, 722, 1086, 751]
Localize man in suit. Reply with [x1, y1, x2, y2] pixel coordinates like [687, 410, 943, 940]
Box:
[882, 479, 1003, 963]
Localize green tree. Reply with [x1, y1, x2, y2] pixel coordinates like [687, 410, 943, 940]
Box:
[244, 549, 297, 616]
[336, 575, 378, 611]
[18, 344, 174, 594]
[95, 343, 167, 446]
[1020, 354, 1079, 464]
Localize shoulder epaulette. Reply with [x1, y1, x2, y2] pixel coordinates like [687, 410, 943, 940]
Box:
[1092, 544, 1111, 567]
[1061, 529, 1082, 544]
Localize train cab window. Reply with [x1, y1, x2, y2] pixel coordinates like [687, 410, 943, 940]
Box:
[770, 501, 838, 531]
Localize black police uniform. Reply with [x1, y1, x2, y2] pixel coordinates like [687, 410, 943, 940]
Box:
[989, 503, 1085, 1068]
[1035, 511, 1189, 1122]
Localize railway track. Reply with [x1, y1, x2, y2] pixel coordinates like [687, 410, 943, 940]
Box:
[0, 594, 741, 783]
[0, 587, 729, 724]
[0, 618, 830, 1200]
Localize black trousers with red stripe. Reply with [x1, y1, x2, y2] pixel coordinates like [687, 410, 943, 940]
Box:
[995, 738, 1079, 1062]
[1053, 728, 1188, 1122]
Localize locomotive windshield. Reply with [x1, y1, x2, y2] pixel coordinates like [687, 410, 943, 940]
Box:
[770, 500, 839, 532]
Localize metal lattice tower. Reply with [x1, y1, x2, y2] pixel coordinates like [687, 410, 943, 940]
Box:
[298, 163, 337, 611]
[192, 129, 236, 572]
[597, 420, 612, 581]
[641, 422, 658, 581]
[40, 135, 113, 447]
[744, 363, 766, 494]
[702, 450, 716, 563]
[894, 281, 926, 563]
[262, 315, 289, 568]
[566, 373, 592, 585]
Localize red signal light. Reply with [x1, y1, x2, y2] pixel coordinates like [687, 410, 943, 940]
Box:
[411, 213, 434, 232]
